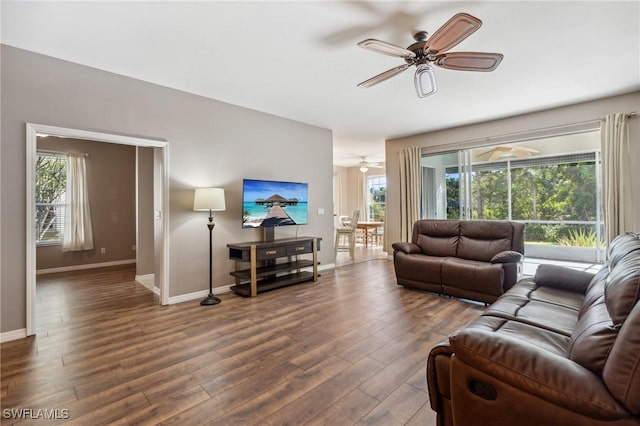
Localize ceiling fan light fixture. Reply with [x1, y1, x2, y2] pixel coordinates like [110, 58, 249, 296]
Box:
[356, 12, 502, 98]
[414, 64, 437, 98]
[359, 165, 369, 173]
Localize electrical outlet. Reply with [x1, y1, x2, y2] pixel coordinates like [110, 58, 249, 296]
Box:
[317, 208, 325, 215]
[100, 248, 106, 254]
[132, 245, 136, 251]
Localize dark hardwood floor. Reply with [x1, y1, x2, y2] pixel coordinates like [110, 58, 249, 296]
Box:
[1, 259, 484, 425]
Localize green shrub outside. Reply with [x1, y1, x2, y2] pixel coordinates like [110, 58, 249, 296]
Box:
[525, 224, 603, 248]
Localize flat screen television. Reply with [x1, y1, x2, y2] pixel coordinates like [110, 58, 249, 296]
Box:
[242, 179, 308, 228]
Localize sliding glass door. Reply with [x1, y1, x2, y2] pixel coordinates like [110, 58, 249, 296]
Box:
[420, 130, 604, 262]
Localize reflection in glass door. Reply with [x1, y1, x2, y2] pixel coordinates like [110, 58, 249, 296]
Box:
[420, 150, 470, 219]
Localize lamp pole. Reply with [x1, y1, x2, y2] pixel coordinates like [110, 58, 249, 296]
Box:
[201, 210, 221, 305]
[193, 187, 225, 306]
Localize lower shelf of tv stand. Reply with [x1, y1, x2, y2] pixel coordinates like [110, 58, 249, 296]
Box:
[229, 259, 315, 280]
[230, 271, 316, 297]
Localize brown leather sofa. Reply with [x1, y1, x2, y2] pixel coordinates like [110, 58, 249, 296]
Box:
[427, 232, 640, 426]
[392, 220, 525, 304]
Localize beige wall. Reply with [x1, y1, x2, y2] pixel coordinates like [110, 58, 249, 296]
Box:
[345, 168, 364, 219]
[1, 45, 334, 333]
[136, 146, 155, 276]
[36, 137, 136, 270]
[385, 92, 640, 253]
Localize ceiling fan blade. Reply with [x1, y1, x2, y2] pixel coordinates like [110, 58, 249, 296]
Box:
[475, 149, 494, 159]
[488, 151, 503, 161]
[434, 52, 503, 71]
[357, 64, 410, 88]
[477, 146, 507, 158]
[424, 12, 482, 54]
[357, 39, 417, 59]
[512, 146, 539, 157]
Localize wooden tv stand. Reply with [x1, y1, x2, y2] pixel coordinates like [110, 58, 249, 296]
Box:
[227, 236, 321, 297]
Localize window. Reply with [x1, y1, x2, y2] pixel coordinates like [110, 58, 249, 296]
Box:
[367, 175, 386, 221]
[36, 153, 67, 245]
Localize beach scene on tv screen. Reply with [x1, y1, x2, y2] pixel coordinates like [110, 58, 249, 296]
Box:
[243, 180, 308, 227]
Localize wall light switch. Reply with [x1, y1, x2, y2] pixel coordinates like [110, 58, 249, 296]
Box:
[155, 210, 162, 220]
[317, 208, 325, 215]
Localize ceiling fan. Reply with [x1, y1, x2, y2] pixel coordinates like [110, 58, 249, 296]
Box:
[359, 157, 384, 173]
[476, 146, 539, 161]
[357, 12, 503, 97]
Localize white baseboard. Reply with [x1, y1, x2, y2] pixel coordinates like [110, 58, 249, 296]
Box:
[135, 274, 160, 295]
[36, 259, 136, 275]
[1, 328, 27, 343]
[168, 284, 233, 305]
[318, 263, 335, 271]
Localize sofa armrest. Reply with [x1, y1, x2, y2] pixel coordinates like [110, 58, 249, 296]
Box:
[449, 328, 629, 420]
[427, 339, 454, 413]
[533, 264, 595, 294]
[490, 250, 522, 264]
[392, 242, 422, 255]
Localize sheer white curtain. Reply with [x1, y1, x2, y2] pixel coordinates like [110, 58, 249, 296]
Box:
[358, 171, 367, 218]
[399, 146, 421, 241]
[601, 113, 633, 245]
[63, 153, 94, 251]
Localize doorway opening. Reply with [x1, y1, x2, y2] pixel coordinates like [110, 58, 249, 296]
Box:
[25, 123, 170, 336]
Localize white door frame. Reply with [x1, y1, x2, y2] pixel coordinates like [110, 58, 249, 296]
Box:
[25, 123, 170, 336]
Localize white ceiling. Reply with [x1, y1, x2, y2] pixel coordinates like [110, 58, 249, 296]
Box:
[2, 1, 639, 167]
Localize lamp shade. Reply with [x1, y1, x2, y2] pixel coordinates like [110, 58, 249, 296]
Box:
[193, 188, 226, 211]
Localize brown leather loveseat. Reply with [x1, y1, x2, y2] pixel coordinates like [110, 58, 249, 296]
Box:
[392, 220, 525, 304]
[427, 232, 640, 425]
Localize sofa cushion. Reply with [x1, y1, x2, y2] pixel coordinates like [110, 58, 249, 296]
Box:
[464, 314, 570, 356]
[529, 286, 585, 311]
[605, 256, 640, 327]
[501, 280, 585, 310]
[484, 295, 579, 336]
[416, 234, 458, 257]
[393, 253, 443, 284]
[441, 257, 504, 296]
[568, 299, 618, 374]
[608, 232, 640, 269]
[413, 220, 459, 257]
[457, 221, 514, 262]
[580, 267, 610, 319]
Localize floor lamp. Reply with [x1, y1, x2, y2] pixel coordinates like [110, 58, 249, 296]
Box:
[193, 187, 226, 306]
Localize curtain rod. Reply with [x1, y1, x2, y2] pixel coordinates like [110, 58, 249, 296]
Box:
[37, 149, 89, 157]
[480, 110, 638, 144]
[416, 111, 637, 156]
